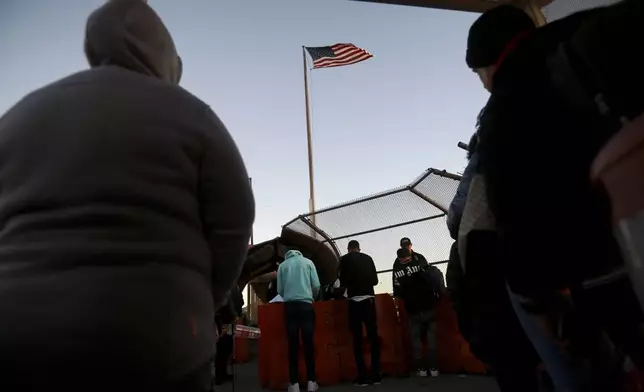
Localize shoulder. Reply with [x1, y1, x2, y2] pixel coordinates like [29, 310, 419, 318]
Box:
[414, 252, 427, 260]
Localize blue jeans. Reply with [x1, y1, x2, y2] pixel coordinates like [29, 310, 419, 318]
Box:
[507, 286, 588, 392]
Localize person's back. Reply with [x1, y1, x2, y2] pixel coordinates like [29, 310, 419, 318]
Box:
[277, 250, 320, 303]
[0, 2, 254, 390]
[277, 249, 321, 392]
[339, 250, 378, 298]
[338, 241, 381, 385]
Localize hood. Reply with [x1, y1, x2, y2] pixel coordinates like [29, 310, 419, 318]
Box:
[84, 0, 182, 84]
[284, 250, 303, 259]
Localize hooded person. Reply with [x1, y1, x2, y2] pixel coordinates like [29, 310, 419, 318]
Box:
[469, 3, 644, 390]
[277, 249, 321, 392]
[0, 1, 254, 391]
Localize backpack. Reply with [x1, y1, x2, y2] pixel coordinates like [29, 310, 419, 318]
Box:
[419, 265, 446, 299]
[546, 0, 644, 131]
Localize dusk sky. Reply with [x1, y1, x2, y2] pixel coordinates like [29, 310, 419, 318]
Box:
[0, 0, 490, 281]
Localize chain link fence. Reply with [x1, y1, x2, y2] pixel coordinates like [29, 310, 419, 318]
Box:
[542, 0, 623, 22]
[283, 168, 460, 280]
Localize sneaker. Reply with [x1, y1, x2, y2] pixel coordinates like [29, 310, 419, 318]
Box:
[371, 375, 382, 385]
[288, 383, 300, 392]
[416, 369, 428, 377]
[307, 381, 319, 392]
[353, 377, 369, 387]
[430, 369, 440, 378]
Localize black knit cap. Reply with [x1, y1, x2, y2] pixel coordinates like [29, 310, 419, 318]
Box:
[466, 5, 536, 69]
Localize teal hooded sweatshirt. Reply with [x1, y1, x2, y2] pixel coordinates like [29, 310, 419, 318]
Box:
[277, 250, 321, 303]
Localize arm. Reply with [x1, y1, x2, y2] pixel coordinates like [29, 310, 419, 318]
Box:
[369, 256, 379, 286]
[392, 268, 401, 298]
[447, 153, 479, 240]
[309, 262, 321, 298]
[198, 107, 255, 309]
[276, 265, 284, 297]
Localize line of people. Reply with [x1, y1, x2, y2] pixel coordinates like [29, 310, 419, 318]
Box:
[446, 2, 644, 391]
[274, 238, 445, 391]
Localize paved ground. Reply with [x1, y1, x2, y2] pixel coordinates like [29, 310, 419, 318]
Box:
[216, 362, 501, 392]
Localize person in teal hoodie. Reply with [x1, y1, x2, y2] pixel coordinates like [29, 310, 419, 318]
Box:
[277, 249, 321, 392]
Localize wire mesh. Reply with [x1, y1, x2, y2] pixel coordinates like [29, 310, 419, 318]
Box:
[542, 0, 623, 22]
[283, 168, 460, 274]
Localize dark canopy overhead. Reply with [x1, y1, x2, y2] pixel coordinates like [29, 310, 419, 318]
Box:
[350, 0, 553, 13]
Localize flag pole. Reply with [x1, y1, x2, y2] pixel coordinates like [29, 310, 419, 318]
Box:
[302, 47, 317, 227]
[247, 177, 253, 322]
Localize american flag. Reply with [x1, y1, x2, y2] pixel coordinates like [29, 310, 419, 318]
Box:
[305, 43, 373, 69]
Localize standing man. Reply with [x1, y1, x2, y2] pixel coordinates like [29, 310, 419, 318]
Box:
[277, 249, 321, 392]
[338, 240, 381, 386]
[392, 247, 442, 378]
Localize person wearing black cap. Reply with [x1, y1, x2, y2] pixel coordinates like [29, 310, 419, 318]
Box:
[465, 4, 536, 92]
[465, 3, 644, 391]
[393, 240, 443, 378]
[461, 6, 549, 392]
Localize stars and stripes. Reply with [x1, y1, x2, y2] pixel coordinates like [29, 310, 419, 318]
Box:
[305, 43, 373, 69]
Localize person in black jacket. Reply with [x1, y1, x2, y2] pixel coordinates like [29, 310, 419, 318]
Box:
[338, 240, 381, 386]
[0, 2, 254, 391]
[471, 3, 644, 390]
[392, 247, 439, 378]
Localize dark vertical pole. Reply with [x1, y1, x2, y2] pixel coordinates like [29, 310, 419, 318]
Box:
[247, 177, 253, 323]
[302, 47, 316, 227]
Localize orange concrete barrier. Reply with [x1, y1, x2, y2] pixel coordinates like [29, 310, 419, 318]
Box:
[339, 295, 408, 380]
[234, 321, 251, 363]
[397, 294, 486, 375]
[258, 301, 342, 389]
[258, 294, 485, 389]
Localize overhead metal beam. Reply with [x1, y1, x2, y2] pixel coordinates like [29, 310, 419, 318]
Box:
[350, 0, 552, 15]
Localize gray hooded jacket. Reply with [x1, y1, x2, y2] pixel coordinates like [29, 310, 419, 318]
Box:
[0, 0, 254, 386]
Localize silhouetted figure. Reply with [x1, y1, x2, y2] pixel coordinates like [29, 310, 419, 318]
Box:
[0, 1, 254, 391]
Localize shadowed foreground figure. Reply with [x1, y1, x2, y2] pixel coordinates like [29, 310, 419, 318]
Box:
[0, 1, 254, 391]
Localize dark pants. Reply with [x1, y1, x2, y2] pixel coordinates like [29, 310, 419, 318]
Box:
[408, 309, 437, 371]
[348, 298, 381, 378]
[285, 301, 316, 384]
[215, 333, 233, 382]
[464, 230, 540, 392]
